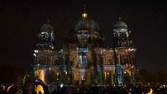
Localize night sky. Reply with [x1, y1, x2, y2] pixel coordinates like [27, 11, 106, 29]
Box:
[3, 1, 167, 71]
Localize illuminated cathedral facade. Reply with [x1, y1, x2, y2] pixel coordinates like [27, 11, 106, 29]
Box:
[32, 11, 136, 86]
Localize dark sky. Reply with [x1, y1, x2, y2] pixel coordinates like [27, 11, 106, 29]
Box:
[3, 0, 167, 71]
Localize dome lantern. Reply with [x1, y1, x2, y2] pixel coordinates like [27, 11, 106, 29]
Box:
[82, 12, 88, 18]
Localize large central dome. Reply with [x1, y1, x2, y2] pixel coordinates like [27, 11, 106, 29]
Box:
[74, 12, 100, 32]
[72, 11, 103, 46]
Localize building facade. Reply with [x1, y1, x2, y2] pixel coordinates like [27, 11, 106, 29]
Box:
[32, 11, 136, 86]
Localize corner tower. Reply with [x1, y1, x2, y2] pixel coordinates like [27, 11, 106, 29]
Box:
[33, 23, 57, 84]
[113, 18, 133, 48]
[112, 18, 136, 85]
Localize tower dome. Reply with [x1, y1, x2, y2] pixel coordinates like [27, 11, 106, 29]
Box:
[40, 24, 54, 33]
[36, 23, 55, 50]
[113, 19, 128, 33]
[114, 21, 128, 29]
[38, 24, 55, 43]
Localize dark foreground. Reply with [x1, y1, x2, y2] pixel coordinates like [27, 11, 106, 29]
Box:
[1, 84, 167, 94]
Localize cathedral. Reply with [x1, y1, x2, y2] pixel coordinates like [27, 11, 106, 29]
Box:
[32, 10, 136, 86]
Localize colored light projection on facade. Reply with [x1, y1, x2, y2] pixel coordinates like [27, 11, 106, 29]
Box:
[32, 10, 136, 86]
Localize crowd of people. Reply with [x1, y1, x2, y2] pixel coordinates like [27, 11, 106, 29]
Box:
[0, 82, 167, 94]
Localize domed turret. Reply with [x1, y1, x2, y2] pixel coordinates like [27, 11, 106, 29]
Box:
[36, 23, 55, 50]
[114, 21, 128, 29]
[113, 18, 128, 33]
[112, 18, 132, 47]
[38, 24, 55, 42]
